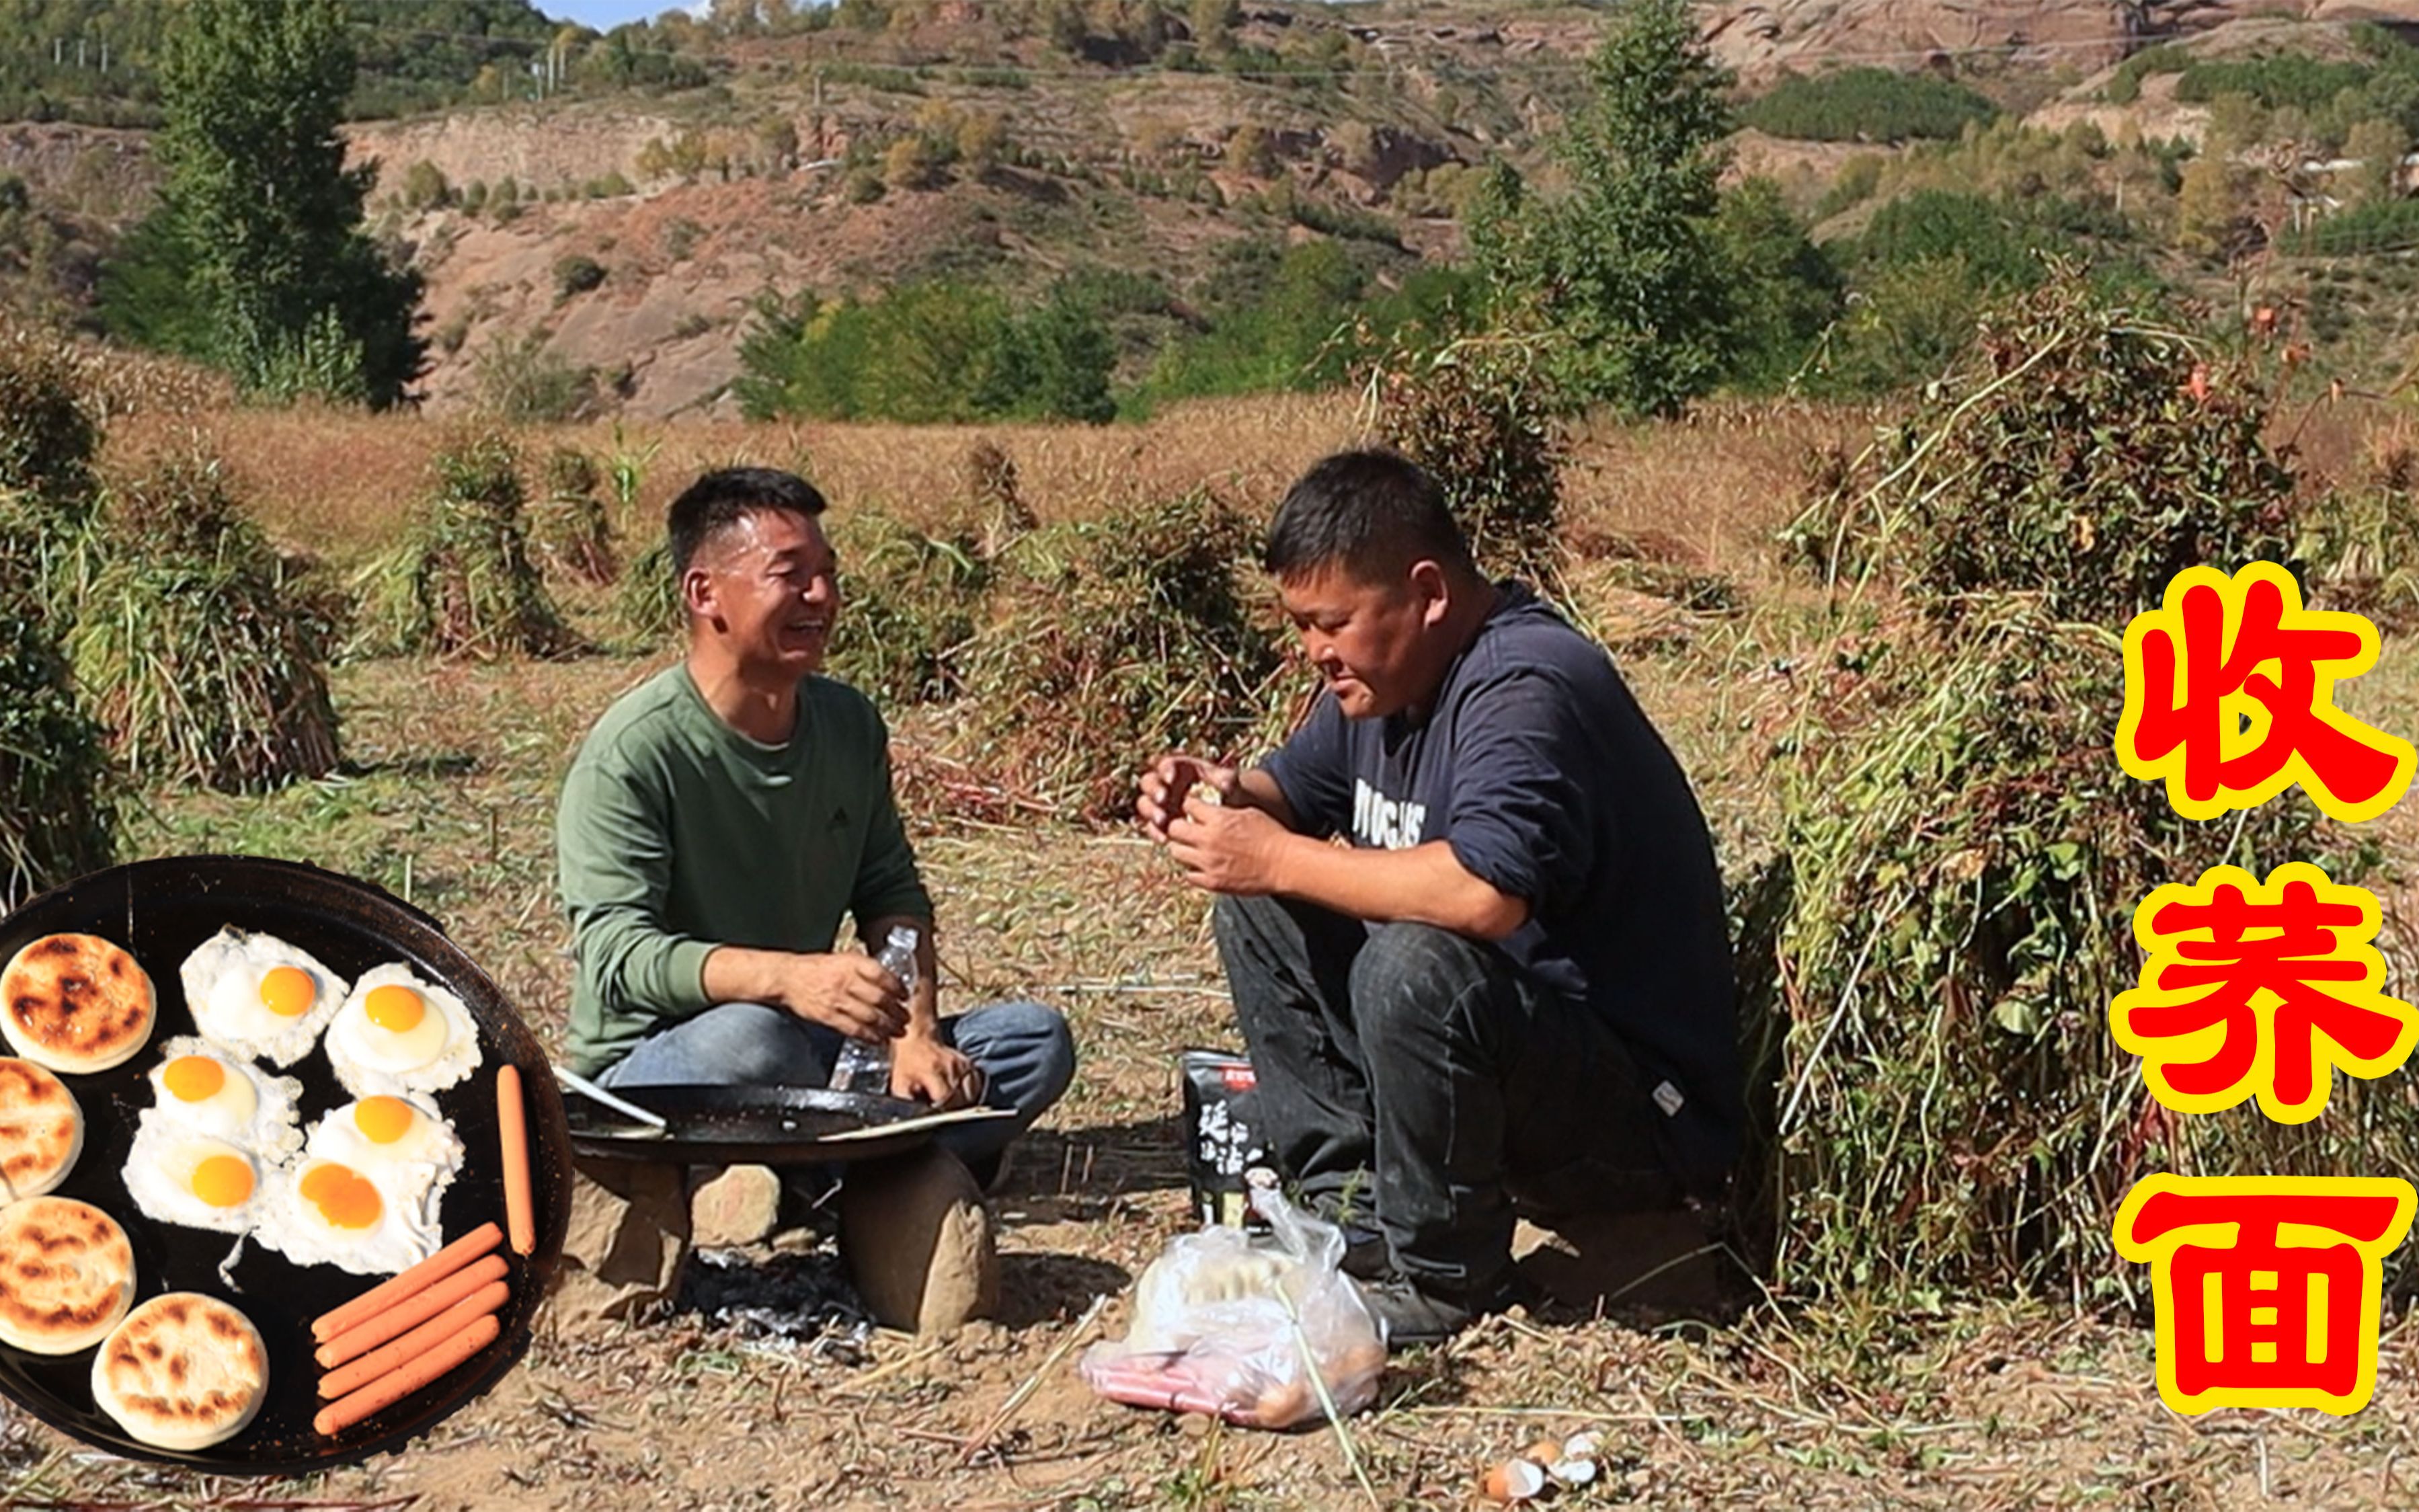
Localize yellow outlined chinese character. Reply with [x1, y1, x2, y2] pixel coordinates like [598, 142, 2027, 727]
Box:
[2118, 562, 2413, 823]
[2111, 863, 2419, 1123]
[2114, 1174, 2415, 1415]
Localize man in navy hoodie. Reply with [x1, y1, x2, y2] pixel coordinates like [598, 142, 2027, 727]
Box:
[1136, 450, 1741, 1345]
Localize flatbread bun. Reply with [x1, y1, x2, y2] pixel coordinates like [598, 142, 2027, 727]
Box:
[0, 1057, 82, 1200]
[0, 1196, 134, 1354]
[92, 1292, 268, 1451]
[1, 934, 156, 1074]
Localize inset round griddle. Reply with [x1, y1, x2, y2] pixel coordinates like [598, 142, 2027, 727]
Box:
[0, 855, 570, 1474]
[563, 1082, 945, 1165]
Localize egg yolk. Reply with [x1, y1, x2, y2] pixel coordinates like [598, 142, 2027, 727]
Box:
[259, 965, 317, 1018]
[192, 1154, 254, 1208]
[355, 1096, 415, 1144]
[163, 1056, 225, 1103]
[300, 1162, 383, 1230]
[364, 984, 426, 1033]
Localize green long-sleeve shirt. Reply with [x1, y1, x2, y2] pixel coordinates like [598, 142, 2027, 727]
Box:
[555, 664, 933, 1076]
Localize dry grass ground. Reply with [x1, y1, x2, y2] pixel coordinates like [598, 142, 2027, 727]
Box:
[13, 392, 2419, 1508]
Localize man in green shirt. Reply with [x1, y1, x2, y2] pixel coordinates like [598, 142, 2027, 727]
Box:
[557, 467, 1074, 1184]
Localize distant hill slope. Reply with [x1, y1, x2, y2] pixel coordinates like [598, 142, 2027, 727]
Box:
[5, 0, 2414, 415]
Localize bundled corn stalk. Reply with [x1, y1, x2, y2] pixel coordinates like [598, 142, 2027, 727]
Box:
[531, 446, 619, 586]
[1745, 272, 2404, 1310]
[67, 452, 343, 792]
[354, 432, 577, 660]
[0, 338, 114, 902]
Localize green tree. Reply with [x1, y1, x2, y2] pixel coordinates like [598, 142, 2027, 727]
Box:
[1714, 176, 1843, 390]
[147, 0, 424, 405]
[1467, 0, 1737, 417]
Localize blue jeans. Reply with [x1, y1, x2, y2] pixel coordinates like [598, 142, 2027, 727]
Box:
[594, 1000, 1076, 1171]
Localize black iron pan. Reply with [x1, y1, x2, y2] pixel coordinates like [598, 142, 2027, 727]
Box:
[0, 855, 571, 1475]
[562, 1082, 949, 1166]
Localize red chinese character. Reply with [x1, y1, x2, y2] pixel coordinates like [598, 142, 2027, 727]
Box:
[2118, 563, 2412, 823]
[2114, 1175, 2415, 1415]
[2110, 863, 2419, 1123]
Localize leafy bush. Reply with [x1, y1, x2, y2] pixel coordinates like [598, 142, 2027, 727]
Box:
[2176, 53, 2375, 113]
[1367, 333, 1567, 582]
[1788, 272, 2300, 625]
[1741, 67, 1998, 144]
[554, 253, 607, 300]
[2280, 197, 2419, 257]
[1747, 273, 2393, 1308]
[735, 280, 1115, 425]
[67, 452, 342, 791]
[956, 491, 1285, 821]
[1715, 176, 1844, 390]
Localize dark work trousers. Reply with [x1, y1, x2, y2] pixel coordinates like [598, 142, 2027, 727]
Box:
[1213, 891, 1678, 1298]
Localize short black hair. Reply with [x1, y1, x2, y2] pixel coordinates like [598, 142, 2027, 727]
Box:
[1263, 450, 1475, 583]
[666, 467, 828, 578]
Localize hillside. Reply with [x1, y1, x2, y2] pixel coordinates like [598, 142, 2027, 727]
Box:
[3, 0, 2417, 415]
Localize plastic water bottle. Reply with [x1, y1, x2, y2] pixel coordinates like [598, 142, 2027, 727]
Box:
[830, 926, 918, 1095]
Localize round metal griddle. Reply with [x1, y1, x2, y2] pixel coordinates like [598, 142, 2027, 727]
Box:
[563, 1082, 945, 1166]
[0, 855, 571, 1475]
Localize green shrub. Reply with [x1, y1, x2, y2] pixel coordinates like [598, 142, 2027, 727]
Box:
[1741, 66, 1998, 144]
[2177, 53, 2373, 113]
[1368, 333, 1567, 582]
[735, 280, 1117, 425]
[956, 491, 1285, 821]
[554, 253, 607, 299]
[1747, 272, 2391, 1308]
[2280, 197, 2419, 256]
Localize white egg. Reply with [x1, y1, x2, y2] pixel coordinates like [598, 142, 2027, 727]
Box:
[307, 1095, 461, 1215]
[177, 928, 348, 1068]
[317, 1093, 461, 1167]
[120, 1113, 266, 1235]
[141, 1037, 303, 1160]
[323, 964, 481, 1098]
[250, 1154, 442, 1277]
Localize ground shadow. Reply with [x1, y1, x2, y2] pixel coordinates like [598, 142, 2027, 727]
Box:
[998, 1113, 1190, 1220]
[994, 1252, 1134, 1330]
[1515, 1206, 1757, 1328]
[338, 752, 479, 780]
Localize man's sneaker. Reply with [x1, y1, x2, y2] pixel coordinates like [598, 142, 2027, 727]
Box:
[1351, 1272, 1484, 1348]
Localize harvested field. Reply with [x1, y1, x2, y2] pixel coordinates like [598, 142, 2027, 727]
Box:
[11, 389, 2419, 1508]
